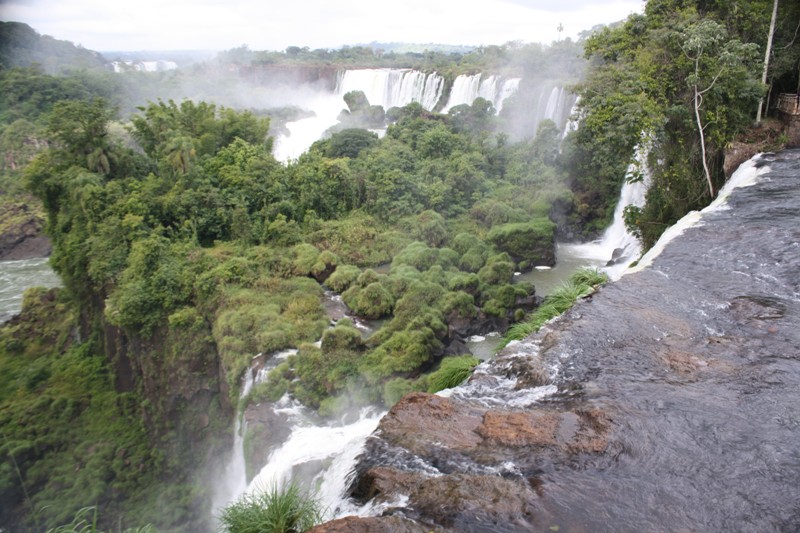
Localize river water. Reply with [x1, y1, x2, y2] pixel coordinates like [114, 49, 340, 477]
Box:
[344, 150, 800, 531]
[0, 257, 60, 323]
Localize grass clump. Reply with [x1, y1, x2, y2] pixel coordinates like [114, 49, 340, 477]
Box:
[501, 268, 607, 348]
[218, 482, 325, 533]
[427, 355, 480, 393]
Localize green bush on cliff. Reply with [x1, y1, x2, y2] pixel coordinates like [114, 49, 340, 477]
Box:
[341, 281, 394, 319]
[218, 481, 325, 533]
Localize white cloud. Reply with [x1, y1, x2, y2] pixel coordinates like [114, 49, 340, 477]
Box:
[1, 0, 642, 51]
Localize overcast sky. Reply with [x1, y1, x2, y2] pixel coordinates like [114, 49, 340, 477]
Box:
[1, 0, 643, 52]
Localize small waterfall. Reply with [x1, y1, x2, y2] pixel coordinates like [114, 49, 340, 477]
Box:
[245, 403, 385, 517]
[496, 78, 520, 114]
[442, 74, 521, 113]
[212, 366, 258, 512]
[561, 144, 650, 280]
[215, 293, 387, 519]
[627, 154, 769, 275]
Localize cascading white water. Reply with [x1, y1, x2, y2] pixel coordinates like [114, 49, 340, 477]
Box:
[627, 154, 769, 276]
[561, 144, 650, 280]
[335, 69, 445, 111]
[245, 401, 385, 517]
[212, 366, 258, 512]
[442, 74, 522, 113]
[274, 68, 446, 162]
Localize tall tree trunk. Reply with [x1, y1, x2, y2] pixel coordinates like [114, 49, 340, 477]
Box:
[694, 85, 714, 198]
[756, 0, 780, 124]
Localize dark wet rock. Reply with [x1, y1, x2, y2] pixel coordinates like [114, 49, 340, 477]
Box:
[0, 202, 50, 260]
[446, 311, 506, 339]
[242, 402, 290, 482]
[442, 337, 470, 356]
[408, 474, 541, 531]
[308, 515, 441, 533]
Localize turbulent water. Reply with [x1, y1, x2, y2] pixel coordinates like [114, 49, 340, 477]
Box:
[0, 257, 61, 322]
[344, 150, 800, 532]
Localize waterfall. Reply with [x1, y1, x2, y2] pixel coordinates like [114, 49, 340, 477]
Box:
[442, 74, 521, 113]
[560, 143, 650, 280]
[211, 366, 258, 512]
[335, 69, 445, 111]
[245, 403, 385, 517]
[627, 154, 770, 275]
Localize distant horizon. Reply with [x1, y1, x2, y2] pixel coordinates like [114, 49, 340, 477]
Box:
[1, 0, 642, 53]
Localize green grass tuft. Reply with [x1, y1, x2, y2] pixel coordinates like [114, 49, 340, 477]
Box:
[427, 355, 481, 393]
[500, 268, 608, 349]
[218, 481, 325, 533]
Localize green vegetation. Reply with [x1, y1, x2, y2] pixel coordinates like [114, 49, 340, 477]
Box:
[0, 288, 186, 531]
[427, 355, 481, 393]
[502, 268, 608, 347]
[45, 507, 155, 533]
[567, 0, 800, 246]
[218, 482, 325, 533]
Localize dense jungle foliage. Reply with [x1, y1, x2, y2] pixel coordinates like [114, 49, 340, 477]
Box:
[567, 0, 800, 246]
[1, 0, 799, 530]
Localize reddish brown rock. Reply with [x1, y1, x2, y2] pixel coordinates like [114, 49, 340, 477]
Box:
[377, 393, 483, 453]
[477, 411, 559, 447]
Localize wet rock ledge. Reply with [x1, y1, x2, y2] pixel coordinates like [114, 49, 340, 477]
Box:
[312, 150, 800, 532]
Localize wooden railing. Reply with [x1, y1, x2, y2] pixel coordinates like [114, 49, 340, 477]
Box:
[778, 93, 800, 116]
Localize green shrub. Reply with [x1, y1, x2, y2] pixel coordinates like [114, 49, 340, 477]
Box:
[459, 247, 487, 272]
[46, 507, 156, 533]
[341, 282, 394, 319]
[391, 241, 439, 271]
[477, 256, 514, 286]
[427, 356, 480, 393]
[325, 265, 361, 292]
[412, 209, 448, 247]
[218, 481, 325, 533]
[382, 377, 417, 405]
[486, 218, 556, 266]
[569, 267, 608, 287]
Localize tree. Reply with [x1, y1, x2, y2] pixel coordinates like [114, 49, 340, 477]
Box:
[756, 0, 780, 123]
[682, 20, 760, 196]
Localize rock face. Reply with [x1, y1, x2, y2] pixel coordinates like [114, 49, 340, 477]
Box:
[328, 150, 800, 532]
[0, 202, 50, 260]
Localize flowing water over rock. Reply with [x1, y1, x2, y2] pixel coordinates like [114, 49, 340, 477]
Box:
[0, 257, 61, 322]
[327, 150, 800, 532]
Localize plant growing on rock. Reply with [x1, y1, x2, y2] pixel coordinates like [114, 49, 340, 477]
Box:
[218, 482, 325, 533]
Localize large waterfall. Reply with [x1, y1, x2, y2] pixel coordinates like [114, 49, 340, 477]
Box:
[335, 69, 445, 111]
[442, 74, 521, 113]
[273, 69, 530, 161]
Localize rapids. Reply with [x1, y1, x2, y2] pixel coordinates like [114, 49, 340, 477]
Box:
[337, 150, 800, 532]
